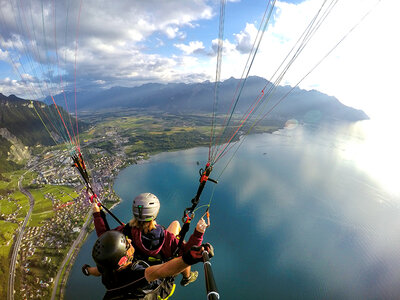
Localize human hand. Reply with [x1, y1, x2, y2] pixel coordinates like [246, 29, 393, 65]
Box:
[182, 243, 214, 265]
[86, 191, 100, 212]
[196, 217, 208, 233]
[202, 242, 214, 258]
[92, 202, 100, 213]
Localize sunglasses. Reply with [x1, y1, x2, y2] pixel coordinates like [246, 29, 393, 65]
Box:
[117, 237, 135, 269]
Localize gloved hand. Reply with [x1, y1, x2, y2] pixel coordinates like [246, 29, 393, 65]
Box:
[82, 264, 90, 276]
[196, 218, 208, 233]
[182, 243, 214, 265]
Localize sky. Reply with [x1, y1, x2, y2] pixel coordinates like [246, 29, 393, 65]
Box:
[0, 0, 398, 122]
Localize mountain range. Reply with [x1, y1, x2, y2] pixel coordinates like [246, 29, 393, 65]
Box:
[48, 76, 369, 123]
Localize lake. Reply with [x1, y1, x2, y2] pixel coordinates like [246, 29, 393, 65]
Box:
[65, 120, 400, 299]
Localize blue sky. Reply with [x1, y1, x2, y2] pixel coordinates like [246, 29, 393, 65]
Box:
[0, 0, 398, 121]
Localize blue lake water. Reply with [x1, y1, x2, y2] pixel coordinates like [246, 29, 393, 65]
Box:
[65, 120, 400, 299]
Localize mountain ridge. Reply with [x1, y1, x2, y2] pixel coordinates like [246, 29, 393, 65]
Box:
[0, 94, 84, 172]
[47, 76, 369, 122]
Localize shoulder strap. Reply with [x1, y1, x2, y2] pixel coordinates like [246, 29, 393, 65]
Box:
[122, 223, 132, 239]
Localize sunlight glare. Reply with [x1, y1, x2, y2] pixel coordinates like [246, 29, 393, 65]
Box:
[340, 120, 400, 199]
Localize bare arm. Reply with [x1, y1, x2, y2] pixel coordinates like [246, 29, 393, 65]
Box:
[144, 257, 188, 282]
[82, 264, 101, 277]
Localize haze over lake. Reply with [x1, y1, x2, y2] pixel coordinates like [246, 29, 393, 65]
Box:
[65, 120, 400, 299]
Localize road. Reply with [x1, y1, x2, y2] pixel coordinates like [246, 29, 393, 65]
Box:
[50, 210, 92, 300]
[7, 173, 35, 300]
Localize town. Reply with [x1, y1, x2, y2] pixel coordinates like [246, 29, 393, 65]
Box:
[11, 142, 130, 300]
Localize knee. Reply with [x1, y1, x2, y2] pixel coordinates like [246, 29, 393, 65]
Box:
[171, 220, 181, 230]
[167, 220, 181, 235]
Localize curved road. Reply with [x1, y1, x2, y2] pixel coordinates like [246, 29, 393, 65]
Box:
[50, 210, 92, 300]
[7, 173, 35, 300]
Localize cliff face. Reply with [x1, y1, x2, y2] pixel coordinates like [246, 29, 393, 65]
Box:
[0, 128, 31, 163]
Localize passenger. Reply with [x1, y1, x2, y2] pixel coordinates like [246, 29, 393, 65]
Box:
[91, 192, 207, 287]
[84, 230, 214, 300]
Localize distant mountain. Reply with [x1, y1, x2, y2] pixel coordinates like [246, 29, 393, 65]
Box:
[49, 76, 369, 122]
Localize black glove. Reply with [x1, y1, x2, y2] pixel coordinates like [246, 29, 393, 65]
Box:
[182, 243, 214, 265]
[203, 243, 214, 258]
[82, 264, 90, 276]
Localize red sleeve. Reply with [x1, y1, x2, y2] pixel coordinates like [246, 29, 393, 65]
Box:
[182, 229, 204, 253]
[93, 212, 124, 237]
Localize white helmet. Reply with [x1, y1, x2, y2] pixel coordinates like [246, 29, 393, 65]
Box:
[132, 193, 160, 221]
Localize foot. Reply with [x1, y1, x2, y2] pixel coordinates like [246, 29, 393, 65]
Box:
[180, 271, 198, 287]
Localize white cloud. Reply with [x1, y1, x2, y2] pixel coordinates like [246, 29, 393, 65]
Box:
[0, 0, 215, 97]
[0, 49, 10, 61]
[174, 41, 205, 55]
[0, 77, 33, 97]
[234, 23, 258, 54]
[21, 73, 35, 82]
[164, 27, 176, 39]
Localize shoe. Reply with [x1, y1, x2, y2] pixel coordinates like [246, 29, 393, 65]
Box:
[180, 271, 198, 286]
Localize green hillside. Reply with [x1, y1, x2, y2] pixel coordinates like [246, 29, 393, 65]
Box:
[1, 94, 59, 146]
[0, 94, 87, 172]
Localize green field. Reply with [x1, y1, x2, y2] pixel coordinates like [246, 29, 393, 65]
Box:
[79, 111, 281, 159]
[14, 191, 30, 219]
[0, 171, 31, 220]
[0, 220, 18, 249]
[0, 199, 17, 215]
[29, 185, 78, 227]
[0, 191, 29, 219]
[0, 170, 22, 191]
